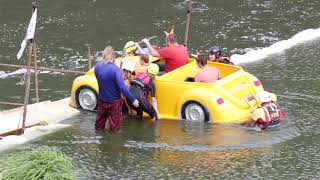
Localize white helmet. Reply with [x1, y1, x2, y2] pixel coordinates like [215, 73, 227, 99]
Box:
[257, 91, 272, 103]
[270, 93, 277, 102]
[122, 61, 135, 73]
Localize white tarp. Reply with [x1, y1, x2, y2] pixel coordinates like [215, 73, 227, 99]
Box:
[0, 98, 80, 135]
[0, 98, 80, 151]
[17, 8, 38, 59]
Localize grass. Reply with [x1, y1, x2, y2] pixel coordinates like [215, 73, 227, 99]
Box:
[0, 149, 77, 180]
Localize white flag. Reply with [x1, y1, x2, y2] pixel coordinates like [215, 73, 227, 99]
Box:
[17, 8, 37, 59]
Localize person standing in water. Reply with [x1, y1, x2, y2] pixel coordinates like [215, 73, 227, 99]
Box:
[94, 46, 139, 133]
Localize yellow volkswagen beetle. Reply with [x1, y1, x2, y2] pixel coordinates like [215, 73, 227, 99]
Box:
[69, 56, 265, 123]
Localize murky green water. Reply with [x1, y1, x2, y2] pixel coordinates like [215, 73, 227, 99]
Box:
[1, 0, 320, 179]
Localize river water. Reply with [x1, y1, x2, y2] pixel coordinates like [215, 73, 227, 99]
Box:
[1, 0, 320, 179]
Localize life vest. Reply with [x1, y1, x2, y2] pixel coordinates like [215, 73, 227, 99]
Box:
[262, 103, 281, 123]
[131, 72, 151, 91]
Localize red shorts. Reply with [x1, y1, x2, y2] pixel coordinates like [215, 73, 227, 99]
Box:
[95, 99, 123, 133]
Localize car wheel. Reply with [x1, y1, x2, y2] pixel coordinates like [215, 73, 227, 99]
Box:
[76, 86, 98, 111]
[181, 102, 210, 122]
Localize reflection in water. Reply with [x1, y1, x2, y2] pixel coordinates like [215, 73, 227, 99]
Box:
[10, 112, 298, 179]
[1, 0, 320, 178]
[127, 119, 298, 152]
[154, 121, 251, 148]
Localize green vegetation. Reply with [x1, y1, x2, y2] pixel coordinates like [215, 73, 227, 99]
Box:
[0, 149, 77, 180]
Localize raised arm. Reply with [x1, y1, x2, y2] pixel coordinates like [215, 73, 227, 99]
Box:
[149, 79, 159, 119]
[142, 38, 160, 57]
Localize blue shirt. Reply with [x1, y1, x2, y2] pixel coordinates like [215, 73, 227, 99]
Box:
[94, 62, 135, 104]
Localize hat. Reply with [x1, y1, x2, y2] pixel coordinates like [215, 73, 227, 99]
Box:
[147, 63, 159, 76]
[209, 46, 222, 56]
[269, 93, 277, 102]
[122, 61, 135, 73]
[123, 41, 137, 54]
[257, 91, 272, 103]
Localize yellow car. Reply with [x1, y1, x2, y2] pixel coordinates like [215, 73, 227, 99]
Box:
[70, 56, 265, 123]
[69, 55, 159, 111]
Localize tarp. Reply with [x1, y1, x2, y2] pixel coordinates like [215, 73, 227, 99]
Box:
[0, 98, 80, 136]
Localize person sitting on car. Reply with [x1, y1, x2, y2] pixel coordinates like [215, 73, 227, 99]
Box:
[123, 40, 150, 56]
[142, 27, 188, 73]
[194, 54, 221, 83]
[123, 41, 138, 56]
[129, 63, 160, 122]
[208, 46, 233, 65]
[134, 54, 149, 74]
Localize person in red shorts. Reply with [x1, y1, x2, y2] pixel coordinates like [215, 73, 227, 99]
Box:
[142, 27, 188, 73]
[94, 46, 139, 133]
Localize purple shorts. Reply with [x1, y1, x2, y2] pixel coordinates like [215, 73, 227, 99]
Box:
[95, 99, 123, 133]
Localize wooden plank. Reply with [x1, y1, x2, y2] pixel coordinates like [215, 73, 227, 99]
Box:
[0, 121, 47, 137]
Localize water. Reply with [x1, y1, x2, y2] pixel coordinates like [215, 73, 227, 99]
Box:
[1, 0, 320, 179]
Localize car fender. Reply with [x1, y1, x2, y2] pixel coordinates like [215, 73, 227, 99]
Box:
[176, 88, 220, 122]
[70, 74, 98, 107]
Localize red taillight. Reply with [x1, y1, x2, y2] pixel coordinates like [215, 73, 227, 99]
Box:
[216, 98, 224, 105]
[254, 80, 261, 87]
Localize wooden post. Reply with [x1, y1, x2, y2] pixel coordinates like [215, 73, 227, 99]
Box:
[21, 3, 37, 134]
[88, 46, 92, 70]
[21, 40, 33, 134]
[183, 0, 192, 46]
[33, 42, 39, 102]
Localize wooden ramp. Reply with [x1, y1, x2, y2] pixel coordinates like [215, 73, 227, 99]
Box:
[0, 98, 80, 137]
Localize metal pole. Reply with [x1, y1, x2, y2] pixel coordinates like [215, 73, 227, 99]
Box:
[88, 46, 92, 70]
[183, 0, 192, 46]
[0, 102, 24, 106]
[0, 63, 86, 75]
[33, 42, 39, 102]
[21, 40, 33, 134]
